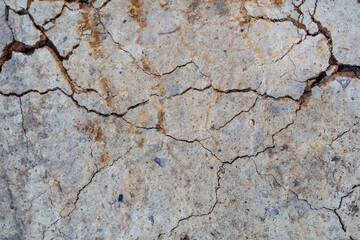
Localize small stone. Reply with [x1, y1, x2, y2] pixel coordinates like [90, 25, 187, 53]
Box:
[153, 157, 164, 167]
[83, 29, 92, 35]
[43, 22, 54, 30]
[249, 119, 255, 128]
[118, 194, 123, 202]
[336, 78, 352, 90]
[148, 215, 154, 226]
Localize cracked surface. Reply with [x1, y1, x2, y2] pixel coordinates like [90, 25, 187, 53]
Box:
[0, 0, 359, 239]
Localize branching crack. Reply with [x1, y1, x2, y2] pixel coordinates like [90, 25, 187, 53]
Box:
[42, 146, 134, 239]
[168, 159, 222, 237]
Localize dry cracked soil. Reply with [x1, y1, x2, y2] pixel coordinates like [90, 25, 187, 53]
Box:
[0, 0, 360, 239]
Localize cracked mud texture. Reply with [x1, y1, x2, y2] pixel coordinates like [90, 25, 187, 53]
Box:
[0, 0, 359, 239]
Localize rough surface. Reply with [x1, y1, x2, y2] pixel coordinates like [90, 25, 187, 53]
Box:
[0, 0, 359, 239]
[8, 9, 41, 46]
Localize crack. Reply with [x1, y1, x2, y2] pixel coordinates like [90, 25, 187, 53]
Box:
[330, 120, 359, 147]
[264, 35, 307, 66]
[158, 27, 180, 36]
[167, 142, 288, 236]
[333, 209, 347, 232]
[310, 0, 338, 66]
[0, 88, 62, 98]
[42, 4, 67, 27]
[251, 157, 349, 233]
[97, 14, 196, 77]
[18, 97, 29, 151]
[162, 133, 223, 163]
[162, 85, 212, 100]
[96, 0, 112, 9]
[251, 158, 317, 211]
[2, 173, 25, 237]
[65, 145, 133, 216]
[168, 159, 222, 237]
[332, 184, 360, 233]
[215, 96, 259, 130]
[212, 86, 298, 102]
[42, 146, 134, 239]
[0, 87, 151, 129]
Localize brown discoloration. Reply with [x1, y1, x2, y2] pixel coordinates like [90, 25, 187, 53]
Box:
[140, 110, 147, 122]
[26, 0, 34, 9]
[242, 33, 267, 61]
[187, 0, 201, 22]
[43, 45, 75, 91]
[138, 137, 146, 147]
[99, 77, 113, 108]
[204, 104, 212, 129]
[127, 122, 140, 134]
[158, 80, 166, 96]
[156, 98, 166, 133]
[157, 108, 165, 133]
[76, 120, 104, 141]
[100, 153, 110, 164]
[273, 0, 284, 6]
[129, 0, 147, 29]
[82, 7, 103, 59]
[140, 56, 151, 72]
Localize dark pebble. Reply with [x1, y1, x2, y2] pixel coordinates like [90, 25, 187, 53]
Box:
[118, 194, 123, 202]
[154, 157, 163, 167]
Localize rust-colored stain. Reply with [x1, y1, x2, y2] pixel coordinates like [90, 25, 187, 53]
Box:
[187, 0, 201, 22]
[82, 7, 103, 59]
[127, 122, 140, 134]
[100, 153, 110, 164]
[140, 56, 151, 72]
[158, 81, 166, 96]
[77, 120, 104, 141]
[156, 100, 166, 133]
[129, 0, 147, 29]
[242, 33, 267, 61]
[140, 110, 147, 122]
[273, 0, 284, 5]
[138, 137, 146, 147]
[99, 77, 113, 108]
[204, 104, 213, 129]
[320, 213, 326, 219]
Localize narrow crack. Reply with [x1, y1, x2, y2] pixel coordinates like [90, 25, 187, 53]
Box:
[42, 146, 134, 239]
[330, 120, 359, 147]
[251, 158, 317, 210]
[216, 96, 259, 130]
[251, 157, 349, 233]
[18, 97, 29, 151]
[168, 160, 222, 237]
[3, 3, 360, 239]
[332, 184, 360, 233]
[97, 14, 195, 77]
[310, 0, 338, 66]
